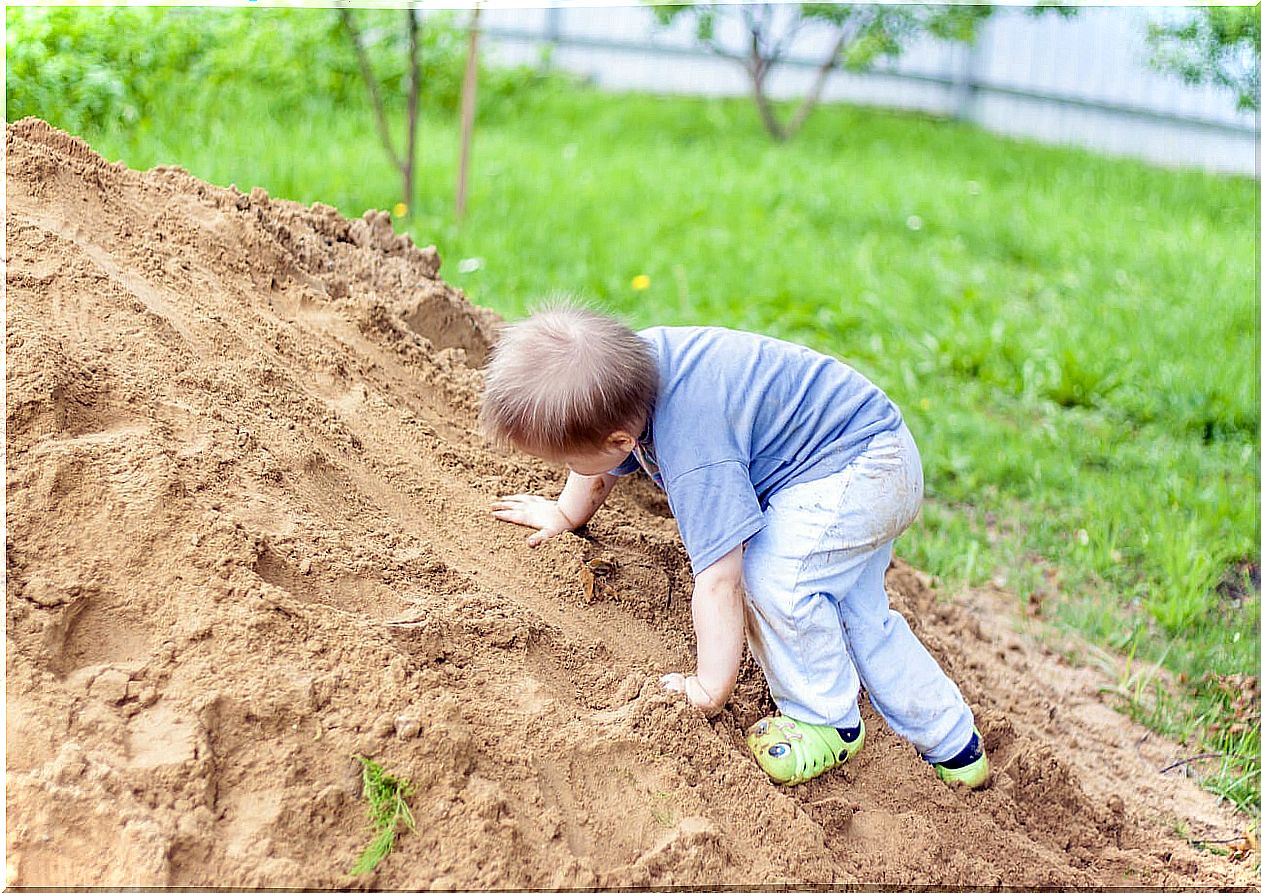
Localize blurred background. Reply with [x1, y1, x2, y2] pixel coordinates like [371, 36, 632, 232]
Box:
[7, 3, 1257, 821]
[484, 4, 1255, 174]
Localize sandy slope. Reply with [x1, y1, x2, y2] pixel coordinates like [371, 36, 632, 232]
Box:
[5, 118, 1254, 887]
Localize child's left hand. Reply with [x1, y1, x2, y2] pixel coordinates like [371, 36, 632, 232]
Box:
[660, 672, 721, 715]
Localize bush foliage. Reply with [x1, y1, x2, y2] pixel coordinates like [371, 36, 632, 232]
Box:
[6, 8, 548, 135]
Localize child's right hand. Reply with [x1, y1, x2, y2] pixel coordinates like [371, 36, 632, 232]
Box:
[490, 495, 577, 547]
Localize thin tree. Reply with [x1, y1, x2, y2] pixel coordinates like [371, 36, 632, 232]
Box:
[339, 6, 423, 214]
[652, 3, 994, 142]
[455, 4, 482, 222]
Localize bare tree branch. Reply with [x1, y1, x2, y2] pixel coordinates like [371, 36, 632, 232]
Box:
[703, 42, 743, 63]
[339, 6, 424, 212]
[745, 15, 786, 141]
[782, 31, 849, 139]
[758, 4, 776, 48]
[767, 14, 810, 67]
[742, 4, 763, 68]
[783, 7, 876, 140]
[339, 9, 403, 172]
[402, 5, 421, 211]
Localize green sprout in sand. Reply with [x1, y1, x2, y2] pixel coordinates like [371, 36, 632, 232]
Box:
[350, 754, 417, 876]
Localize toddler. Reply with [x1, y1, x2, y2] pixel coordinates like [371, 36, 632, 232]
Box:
[482, 305, 989, 788]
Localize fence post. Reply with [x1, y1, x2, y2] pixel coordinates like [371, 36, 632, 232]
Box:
[952, 19, 985, 122]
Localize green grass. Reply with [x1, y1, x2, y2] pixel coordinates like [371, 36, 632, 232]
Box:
[22, 69, 1256, 816]
[350, 755, 416, 876]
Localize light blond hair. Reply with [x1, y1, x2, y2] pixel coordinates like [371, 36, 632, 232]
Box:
[480, 303, 657, 455]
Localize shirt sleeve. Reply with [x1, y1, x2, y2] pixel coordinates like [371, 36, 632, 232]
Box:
[666, 461, 766, 574]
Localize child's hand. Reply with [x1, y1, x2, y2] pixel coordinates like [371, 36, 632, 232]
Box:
[660, 672, 722, 716]
[491, 494, 577, 547]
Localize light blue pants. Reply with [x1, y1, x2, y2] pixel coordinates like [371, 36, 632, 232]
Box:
[742, 423, 975, 763]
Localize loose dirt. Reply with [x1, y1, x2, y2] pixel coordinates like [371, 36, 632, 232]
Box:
[6, 118, 1256, 887]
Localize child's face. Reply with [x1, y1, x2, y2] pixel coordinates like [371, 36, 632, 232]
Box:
[524, 431, 637, 477]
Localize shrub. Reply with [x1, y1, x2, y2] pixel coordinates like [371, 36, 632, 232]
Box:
[6, 8, 551, 135]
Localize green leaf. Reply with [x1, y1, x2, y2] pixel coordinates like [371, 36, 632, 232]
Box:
[349, 755, 416, 876]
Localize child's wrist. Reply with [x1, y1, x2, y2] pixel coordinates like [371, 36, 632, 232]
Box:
[684, 674, 721, 713]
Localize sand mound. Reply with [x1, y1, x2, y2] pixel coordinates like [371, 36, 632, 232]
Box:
[5, 118, 1253, 887]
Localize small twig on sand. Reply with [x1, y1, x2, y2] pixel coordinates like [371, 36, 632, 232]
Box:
[1191, 836, 1245, 845]
[1161, 753, 1225, 773]
[1160, 752, 1261, 773]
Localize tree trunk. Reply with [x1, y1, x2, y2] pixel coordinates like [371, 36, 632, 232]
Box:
[339, 9, 402, 171]
[455, 5, 481, 221]
[783, 30, 848, 140]
[402, 6, 422, 214]
[746, 31, 787, 142]
[750, 71, 787, 142]
[340, 7, 423, 213]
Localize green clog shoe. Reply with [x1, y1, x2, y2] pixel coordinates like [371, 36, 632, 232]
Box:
[747, 715, 865, 786]
[931, 728, 991, 789]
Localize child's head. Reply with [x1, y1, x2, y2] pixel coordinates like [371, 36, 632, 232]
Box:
[480, 304, 657, 474]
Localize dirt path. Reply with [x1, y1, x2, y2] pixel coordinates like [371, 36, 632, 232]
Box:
[5, 118, 1255, 887]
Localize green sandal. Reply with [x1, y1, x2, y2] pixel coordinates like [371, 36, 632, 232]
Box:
[747, 715, 866, 786]
[931, 728, 991, 789]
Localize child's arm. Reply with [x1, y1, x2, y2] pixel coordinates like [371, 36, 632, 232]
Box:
[661, 544, 744, 716]
[491, 471, 618, 546]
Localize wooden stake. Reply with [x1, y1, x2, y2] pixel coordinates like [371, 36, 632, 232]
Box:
[455, 5, 482, 222]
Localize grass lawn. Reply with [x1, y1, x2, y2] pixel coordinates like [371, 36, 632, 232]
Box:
[30, 75, 1258, 818]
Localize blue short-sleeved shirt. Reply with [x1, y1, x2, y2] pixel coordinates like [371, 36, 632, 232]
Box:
[610, 326, 903, 574]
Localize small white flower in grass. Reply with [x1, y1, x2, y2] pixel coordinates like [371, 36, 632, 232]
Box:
[457, 257, 484, 274]
[906, 214, 923, 231]
[1076, 529, 1089, 546]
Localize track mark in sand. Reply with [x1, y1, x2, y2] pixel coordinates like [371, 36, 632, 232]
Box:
[127, 703, 199, 769]
[847, 807, 907, 843]
[220, 786, 285, 861]
[252, 546, 405, 620]
[537, 758, 593, 859]
[502, 672, 560, 718]
[311, 449, 682, 670]
[532, 740, 684, 872]
[45, 595, 154, 678]
[29, 421, 151, 455]
[10, 205, 206, 356]
[272, 287, 478, 439]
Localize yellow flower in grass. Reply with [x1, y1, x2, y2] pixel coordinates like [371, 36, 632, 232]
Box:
[392, 202, 409, 218]
[631, 274, 651, 291]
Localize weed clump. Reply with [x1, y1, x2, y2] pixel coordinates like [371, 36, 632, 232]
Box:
[350, 754, 417, 876]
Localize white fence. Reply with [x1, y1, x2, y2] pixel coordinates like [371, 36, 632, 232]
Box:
[474, 5, 1255, 176]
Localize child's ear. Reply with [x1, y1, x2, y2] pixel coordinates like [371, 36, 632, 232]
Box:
[606, 430, 637, 451]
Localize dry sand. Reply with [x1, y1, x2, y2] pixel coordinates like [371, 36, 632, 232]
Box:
[5, 117, 1256, 887]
